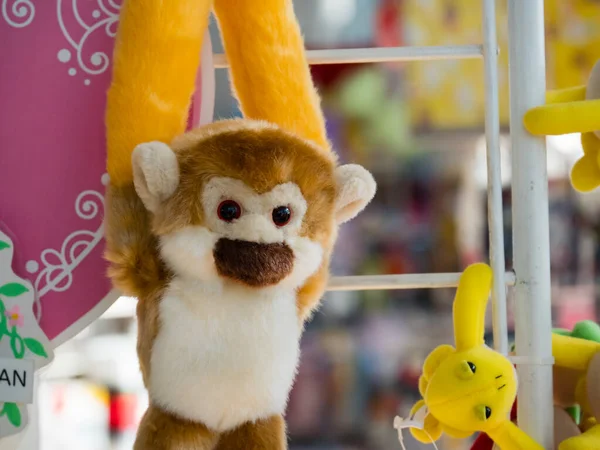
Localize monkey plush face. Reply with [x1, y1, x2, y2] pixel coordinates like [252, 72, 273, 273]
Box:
[131, 119, 376, 290]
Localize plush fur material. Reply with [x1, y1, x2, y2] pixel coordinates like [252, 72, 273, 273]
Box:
[334, 164, 377, 224]
[149, 278, 301, 431]
[213, 240, 295, 287]
[106, 0, 210, 187]
[104, 1, 376, 448]
[213, 0, 329, 150]
[201, 178, 309, 244]
[104, 121, 371, 449]
[135, 405, 218, 450]
[134, 406, 286, 450]
[132, 142, 181, 212]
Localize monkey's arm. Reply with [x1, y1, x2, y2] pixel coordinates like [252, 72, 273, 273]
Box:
[213, 0, 329, 150]
[524, 99, 600, 136]
[106, 0, 211, 187]
[546, 86, 587, 104]
[105, 0, 211, 294]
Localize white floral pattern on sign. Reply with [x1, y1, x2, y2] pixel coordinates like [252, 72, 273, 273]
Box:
[1, 0, 35, 28]
[56, 0, 120, 83]
[26, 175, 108, 321]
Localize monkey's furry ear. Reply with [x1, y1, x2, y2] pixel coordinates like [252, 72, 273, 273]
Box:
[334, 164, 376, 224]
[132, 141, 180, 212]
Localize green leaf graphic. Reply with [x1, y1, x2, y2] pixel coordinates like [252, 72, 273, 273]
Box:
[4, 403, 21, 427]
[0, 283, 28, 297]
[0, 241, 9, 251]
[24, 338, 47, 358]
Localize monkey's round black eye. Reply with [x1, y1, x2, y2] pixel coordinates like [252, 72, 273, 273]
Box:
[484, 406, 492, 419]
[218, 200, 241, 222]
[467, 362, 476, 373]
[272, 206, 292, 226]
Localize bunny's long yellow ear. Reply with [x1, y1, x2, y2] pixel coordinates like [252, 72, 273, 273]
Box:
[453, 263, 492, 351]
[106, 0, 212, 186]
[213, 0, 329, 150]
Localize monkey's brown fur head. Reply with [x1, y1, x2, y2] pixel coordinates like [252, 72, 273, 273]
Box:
[132, 119, 375, 305]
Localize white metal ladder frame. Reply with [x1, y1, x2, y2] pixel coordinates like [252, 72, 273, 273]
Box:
[216, 0, 554, 447]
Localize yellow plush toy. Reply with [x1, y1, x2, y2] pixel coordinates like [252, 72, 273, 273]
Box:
[523, 60, 600, 192]
[394, 263, 543, 450]
[552, 333, 600, 450]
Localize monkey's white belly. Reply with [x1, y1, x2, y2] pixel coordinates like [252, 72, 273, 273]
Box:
[149, 282, 301, 432]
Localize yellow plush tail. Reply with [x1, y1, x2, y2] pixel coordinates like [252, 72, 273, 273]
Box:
[106, 0, 212, 186]
[213, 0, 329, 150]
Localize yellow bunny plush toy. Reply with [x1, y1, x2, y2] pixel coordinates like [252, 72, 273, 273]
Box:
[524, 60, 600, 192]
[395, 263, 543, 450]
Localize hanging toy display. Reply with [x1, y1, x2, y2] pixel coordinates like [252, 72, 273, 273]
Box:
[104, 0, 376, 448]
[524, 60, 600, 192]
[393, 263, 543, 450]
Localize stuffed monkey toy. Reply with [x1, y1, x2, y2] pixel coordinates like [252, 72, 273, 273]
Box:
[104, 1, 376, 449]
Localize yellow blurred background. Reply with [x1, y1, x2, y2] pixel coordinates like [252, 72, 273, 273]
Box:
[405, 0, 600, 129]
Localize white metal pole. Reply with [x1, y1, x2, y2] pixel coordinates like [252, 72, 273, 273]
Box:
[327, 272, 516, 291]
[481, 0, 508, 355]
[507, 0, 554, 448]
[213, 45, 483, 68]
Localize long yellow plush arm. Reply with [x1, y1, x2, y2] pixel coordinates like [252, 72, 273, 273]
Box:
[213, 0, 329, 150]
[546, 86, 586, 104]
[553, 333, 600, 372]
[524, 99, 600, 136]
[106, 0, 212, 186]
[488, 421, 544, 450]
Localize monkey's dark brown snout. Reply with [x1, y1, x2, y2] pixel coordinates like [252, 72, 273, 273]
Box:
[213, 239, 294, 287]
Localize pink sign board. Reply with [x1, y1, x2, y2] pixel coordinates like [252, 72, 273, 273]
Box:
[0, 0, 215, 346]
